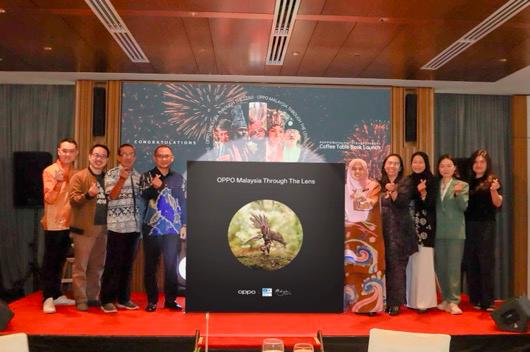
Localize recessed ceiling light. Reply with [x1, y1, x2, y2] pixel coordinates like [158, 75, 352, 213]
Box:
[0, 58, 3, 62]
[191, 11, 197, 17]
[378, 17, 388, 23]
[499, 58, 507, 62]
[0, 9, 6, 14]
[292, 51, 300, 56]
[353, 53, 361, 57]
[43, 46, 53, 51]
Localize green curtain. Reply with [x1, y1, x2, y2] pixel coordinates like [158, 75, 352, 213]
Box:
[0, 84, 74, 298]
[435, 93, 512, 299]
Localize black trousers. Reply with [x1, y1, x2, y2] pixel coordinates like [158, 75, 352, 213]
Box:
[464, 220, 496, 308]
[143, 235, 180, 304]
[100, 231, 140, 304]
[40, 230, 72, 301]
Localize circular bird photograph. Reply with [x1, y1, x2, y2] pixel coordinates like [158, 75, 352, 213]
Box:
[228, 199, 303, 271]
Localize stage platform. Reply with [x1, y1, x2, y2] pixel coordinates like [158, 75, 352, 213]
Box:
[2, 292, 530, 352]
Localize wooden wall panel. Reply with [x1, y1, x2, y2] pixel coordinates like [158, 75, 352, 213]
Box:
[105, 81, 121, 167]
[512, 95, 528, 296]
[74, 80, 119, 163]
[391, 87, 434, 174]
[75, 79, 148, 293]
[74, 80, 94, 169]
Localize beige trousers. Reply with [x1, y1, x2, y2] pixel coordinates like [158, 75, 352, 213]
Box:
[71, 225, 107, 304]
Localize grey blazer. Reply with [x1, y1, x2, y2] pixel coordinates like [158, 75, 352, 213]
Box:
[435, 178, 469, 240]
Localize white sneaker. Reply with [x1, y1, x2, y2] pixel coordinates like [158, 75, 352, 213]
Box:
[437, 301, 448, 312]
[53, 295, 75, 306]
[448, 302, 463, 315]
[43, 297, 56, 314]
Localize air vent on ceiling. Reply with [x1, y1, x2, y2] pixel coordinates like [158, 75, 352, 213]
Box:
[266, 0, 301, 65]
[422, 0, 529, 70]
[84, 0, 149, 63]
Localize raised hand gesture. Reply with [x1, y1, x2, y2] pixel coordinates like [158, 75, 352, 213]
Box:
[417, 179, 427, 198]
[385, 182, 396, 198]
[453, 181, 464, 195]
[151, 174, 163, 189]
[490, 178, 500, 191]
[54, 168, 64, 182]
[119, 167, 129, 179]
[88, 182, 99, 197]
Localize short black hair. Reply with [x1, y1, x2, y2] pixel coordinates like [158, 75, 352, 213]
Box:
[57, 138, 78, 149]
[154, 145, 173, 156]
[89, 144, 110, 157]
[118, 143, 135, 156]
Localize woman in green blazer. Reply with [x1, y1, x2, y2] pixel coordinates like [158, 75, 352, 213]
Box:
[435, 154, 469, 315]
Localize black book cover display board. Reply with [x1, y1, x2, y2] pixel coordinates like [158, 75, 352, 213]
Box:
[187, 161, 344, 312]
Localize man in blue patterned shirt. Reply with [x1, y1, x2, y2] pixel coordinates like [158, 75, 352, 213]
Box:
[140, 145, 187, 312]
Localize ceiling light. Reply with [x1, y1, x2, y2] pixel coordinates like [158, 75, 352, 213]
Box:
[43, 46, 53, 51]
[292, 51, 300, 56]
[0, 8, 6, 14]
[499, 58, 507, 62]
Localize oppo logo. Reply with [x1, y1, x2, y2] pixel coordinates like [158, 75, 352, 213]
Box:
[237, 289, 256, 295]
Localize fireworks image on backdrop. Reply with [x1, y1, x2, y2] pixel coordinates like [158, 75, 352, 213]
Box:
[343, 120, 390, 179]
[163, 83, 248, 140]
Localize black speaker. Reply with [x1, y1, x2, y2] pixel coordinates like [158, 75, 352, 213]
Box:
[0, 300, 14, 330]
[405, 93, 417, 142]
[92, 86, 106, 136]
[13, 151, 53, 208]
[491, 296, 530, 333]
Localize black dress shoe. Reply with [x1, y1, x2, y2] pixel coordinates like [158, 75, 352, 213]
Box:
[87, 299, 101, 307]
[164, 301, 183, 311]
[388, 306, 400, 316]
[145, 303, 157, 312]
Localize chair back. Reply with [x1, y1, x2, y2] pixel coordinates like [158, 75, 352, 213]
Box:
[368, 328, 450, 352]
[0, 332, 29, 352]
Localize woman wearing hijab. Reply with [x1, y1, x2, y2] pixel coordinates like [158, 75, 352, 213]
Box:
[344, 158, 385, 315]
[406, 152, 437, 312]
[379, 154, 417, 316]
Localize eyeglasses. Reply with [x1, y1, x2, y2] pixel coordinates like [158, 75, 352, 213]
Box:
[120, 152, 136, 157]
[155, 154, 172, 159]
[91, 153, 108, 159]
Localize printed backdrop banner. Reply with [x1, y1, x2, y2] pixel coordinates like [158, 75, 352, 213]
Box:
[121, 83, 390, 178]
[186, 161, 345, 312]
[120, 82, 391, 309]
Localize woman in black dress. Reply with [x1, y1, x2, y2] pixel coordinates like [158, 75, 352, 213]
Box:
[464, 149, 502, 311]
[379, 153, 417, 315]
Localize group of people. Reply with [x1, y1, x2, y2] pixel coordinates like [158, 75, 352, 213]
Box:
[40, 139, 186, 314]
[40, 136, 502, 316]
[345, 150, 502, 316]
